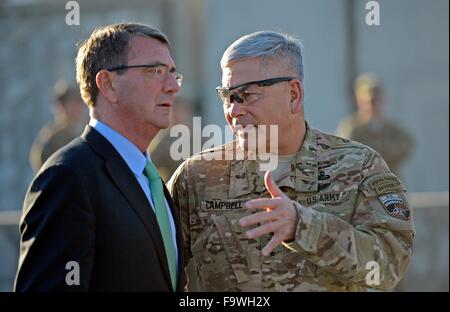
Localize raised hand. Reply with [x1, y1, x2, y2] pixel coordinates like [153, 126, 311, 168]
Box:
[239, 171, 298, 256]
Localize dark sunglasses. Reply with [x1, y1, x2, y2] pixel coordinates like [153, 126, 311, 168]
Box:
[215, 76, 296, 105]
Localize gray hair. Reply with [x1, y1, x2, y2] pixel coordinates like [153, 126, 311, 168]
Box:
[220, 31, 304, 81]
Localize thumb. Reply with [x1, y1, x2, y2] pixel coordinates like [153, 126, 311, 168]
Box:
[264, 171, 283, 198]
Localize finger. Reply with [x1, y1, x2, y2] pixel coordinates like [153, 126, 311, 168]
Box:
[245, 220, 283, 239]
[245, 197, 283, 211]
[261, 235, 283, 257]
[239, 210, 277, 227]
[265, 171, 283, 198]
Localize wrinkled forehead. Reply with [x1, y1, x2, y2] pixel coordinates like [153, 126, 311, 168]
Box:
[221, 56, 289, 88]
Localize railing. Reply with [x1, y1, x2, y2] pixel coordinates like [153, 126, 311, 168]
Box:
[0, 210, 20, 226]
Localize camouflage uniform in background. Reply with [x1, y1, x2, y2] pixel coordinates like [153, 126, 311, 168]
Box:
[336, 114, 414, 177]
[29, 122, 82, 173]
[148, 128, 183, 182]
[168, 122, 415, 291]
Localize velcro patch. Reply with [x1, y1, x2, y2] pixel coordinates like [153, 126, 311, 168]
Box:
[201, 199, 245, 211]
[369, 174, 404, 195]
[378, 193, 410, 220]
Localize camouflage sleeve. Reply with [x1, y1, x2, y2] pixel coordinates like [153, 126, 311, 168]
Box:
[167, 161, 192, 264]
[285, 151, 415, 290]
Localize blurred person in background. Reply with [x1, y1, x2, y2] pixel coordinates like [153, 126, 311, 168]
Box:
[29, 80, 87, 173]
[336, 73, 414, 178]
[148, 96, 194, 182]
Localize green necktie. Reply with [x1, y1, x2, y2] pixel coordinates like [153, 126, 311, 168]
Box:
[144, 160, 177, 291]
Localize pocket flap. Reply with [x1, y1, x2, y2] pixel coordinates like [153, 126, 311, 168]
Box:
[212, 214, 250, 283]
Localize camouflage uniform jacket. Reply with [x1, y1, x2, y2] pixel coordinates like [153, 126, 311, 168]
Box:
[29, 122, 82, 173]
[168, 123, 415, 291]
[336, 114, 414, 177]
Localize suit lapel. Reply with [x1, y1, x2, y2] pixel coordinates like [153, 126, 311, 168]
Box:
[81, 126, 172, 289]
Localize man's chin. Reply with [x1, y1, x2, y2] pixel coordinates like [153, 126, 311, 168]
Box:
[154, 118, 171, 130]
[236, 137, 256, 153]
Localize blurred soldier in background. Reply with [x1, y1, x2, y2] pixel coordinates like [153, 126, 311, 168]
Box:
[336, 74, 414, 177]
[29, 80, 87, 172]
[148, 96, 194, 182]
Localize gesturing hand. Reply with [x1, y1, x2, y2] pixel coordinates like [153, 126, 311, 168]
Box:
[239, 171, 298, 256]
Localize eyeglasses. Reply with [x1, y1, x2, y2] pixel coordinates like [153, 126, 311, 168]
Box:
[107, 63, 183, 86]
[216, 77, 296, 106]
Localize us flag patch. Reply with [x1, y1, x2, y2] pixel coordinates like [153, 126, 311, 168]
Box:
[378, 193, 411, 220]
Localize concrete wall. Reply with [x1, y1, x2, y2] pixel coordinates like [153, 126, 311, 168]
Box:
[0, 222, 19, 292]
[355, 0, 449, 193]
[400, 193, 449, 291]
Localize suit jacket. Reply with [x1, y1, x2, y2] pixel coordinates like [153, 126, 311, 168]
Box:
[15, 126, 186, 291]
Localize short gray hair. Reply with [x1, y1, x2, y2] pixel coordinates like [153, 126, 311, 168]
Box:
[220, 31, 304, 81]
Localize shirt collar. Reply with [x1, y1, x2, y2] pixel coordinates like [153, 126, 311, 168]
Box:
[89, 118, 147, 176]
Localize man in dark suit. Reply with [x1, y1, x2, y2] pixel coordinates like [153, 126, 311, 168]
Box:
[15, 23, 185, 291]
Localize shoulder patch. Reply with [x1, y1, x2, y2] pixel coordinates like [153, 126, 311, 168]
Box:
[378, 193, 411, 220]
[363, 173, 405, 197]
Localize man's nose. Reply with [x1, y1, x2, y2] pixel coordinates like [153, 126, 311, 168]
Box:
[163, 74, 181, 93]
[228, 102, 247, 118]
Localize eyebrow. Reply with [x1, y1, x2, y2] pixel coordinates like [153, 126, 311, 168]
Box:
[153, 61, 177, 72]
[132, 61, 175, 73]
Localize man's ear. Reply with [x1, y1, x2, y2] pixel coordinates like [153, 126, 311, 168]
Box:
[95, 70, 118, 103]
[290, 79, 303, 113]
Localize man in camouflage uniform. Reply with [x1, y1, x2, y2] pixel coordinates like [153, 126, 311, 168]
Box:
[336, 74, 414, 177]
[168, 31, 415, 291]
